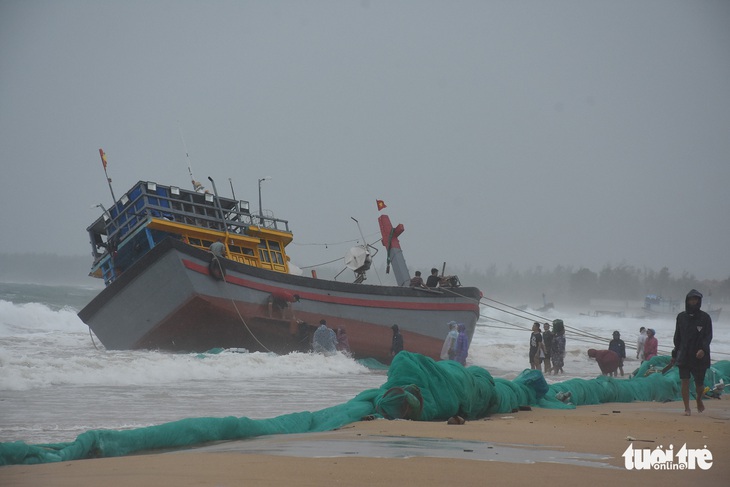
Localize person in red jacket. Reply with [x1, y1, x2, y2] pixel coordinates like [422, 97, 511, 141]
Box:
[643, 328, 658, 361]
[587, 348, 620, 376]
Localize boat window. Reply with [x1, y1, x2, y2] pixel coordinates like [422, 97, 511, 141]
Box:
[258, 242, 271, 263]
[268, 240, 284, 265]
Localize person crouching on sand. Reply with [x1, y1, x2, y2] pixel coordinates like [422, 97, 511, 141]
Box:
[587, 348, 620, 376]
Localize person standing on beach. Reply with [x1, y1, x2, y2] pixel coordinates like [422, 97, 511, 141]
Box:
[336, 326, 351, 354]
[672, 289, 713, 416]
[529, 323, 544, 370]
[312, 320, 337, 356]
[608, 331, 626, 376]
[391, 324, 404, 358]
[636, 326, 647, 360]
[643, 328, 658, 361]
[454, 323, 469, 365]
[551, 323, 566, 374]
[542, 323, 554, 374]
[440, 321, 458, 360]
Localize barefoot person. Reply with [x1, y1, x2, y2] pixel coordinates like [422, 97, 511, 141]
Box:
[672, 289, 713, 416]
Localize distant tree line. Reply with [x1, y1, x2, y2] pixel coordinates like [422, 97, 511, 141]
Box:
[3, 253, 727, 312]
[449, 263, 730, 308]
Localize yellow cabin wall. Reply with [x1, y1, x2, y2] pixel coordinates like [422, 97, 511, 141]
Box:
[147, 218, 291, 273]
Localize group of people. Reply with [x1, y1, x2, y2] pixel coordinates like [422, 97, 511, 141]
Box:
[586, 289, 713, 417]
[439, 321, 470, 365]
[635, 326, 659, 362]
[311, 319, 351, 356]
[392, 321, 472, 366]
[312, 319, 468, 366]
[410, 268, 442, 288]
[587, 331, 627, 377]
[587, 324, 663, 376]
[529, 320, 566, 375]
[319, 288, 714, 418]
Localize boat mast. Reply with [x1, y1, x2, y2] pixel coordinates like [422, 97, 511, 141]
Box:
[208, 176, 231, 243]
[98, 148, 116, 204]
[178, 124, 205, 192]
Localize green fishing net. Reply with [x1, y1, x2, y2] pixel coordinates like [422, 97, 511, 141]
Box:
[2, 351, 729, 466]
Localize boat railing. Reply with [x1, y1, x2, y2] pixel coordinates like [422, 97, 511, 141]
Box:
[89, 181, 290, 259]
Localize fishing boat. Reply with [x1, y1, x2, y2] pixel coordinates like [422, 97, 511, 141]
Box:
[643, 294, 721, 322]
[78, 176, 481, 363]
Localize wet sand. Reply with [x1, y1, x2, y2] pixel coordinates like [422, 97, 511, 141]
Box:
[2, 399, 728, 486]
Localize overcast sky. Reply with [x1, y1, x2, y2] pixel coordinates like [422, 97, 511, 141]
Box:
[1, 1, 728, 282]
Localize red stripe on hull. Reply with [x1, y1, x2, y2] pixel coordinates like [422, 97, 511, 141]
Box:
[182, 259, 479, 313]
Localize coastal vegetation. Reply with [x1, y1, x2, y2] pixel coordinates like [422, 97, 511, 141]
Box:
[2, 253, 727, 309]
[453, 263, 730, 308]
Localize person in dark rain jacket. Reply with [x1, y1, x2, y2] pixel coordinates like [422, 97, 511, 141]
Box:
[672, 289, 713, 416]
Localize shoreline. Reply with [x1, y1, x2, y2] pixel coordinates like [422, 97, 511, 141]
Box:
[2, 400, 728, 486]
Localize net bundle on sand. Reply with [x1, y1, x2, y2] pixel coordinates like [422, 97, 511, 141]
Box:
[2, 351, 728, 466]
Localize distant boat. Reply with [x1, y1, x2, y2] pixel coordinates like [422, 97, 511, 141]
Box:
[78, 179, 481, 363]
[643, 294, 721, 322]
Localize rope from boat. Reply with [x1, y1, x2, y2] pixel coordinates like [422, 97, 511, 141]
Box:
[88, 327, 99, 351]
[436, 286, 716, 357]
[298, 237, 383, 281]
[211, 255, 274, 354]
[480, 295, 621, 347]
[298, 256, 344, 269]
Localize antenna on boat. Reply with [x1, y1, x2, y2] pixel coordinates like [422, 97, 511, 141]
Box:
[229, 178, 237, 200]
[351, 216, 368, 246]
[178, 123, 205, 192]
[208, 176, 231, 241]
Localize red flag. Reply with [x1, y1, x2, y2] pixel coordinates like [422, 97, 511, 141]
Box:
[99, 149, 108, 170]
[376, 199, 387, 211]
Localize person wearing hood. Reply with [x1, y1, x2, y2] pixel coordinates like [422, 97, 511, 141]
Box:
[672, 289, 713, 416]
[454, 323, 469, 366]
[312, 320, 337, 356]
[440, 321, 458, 360]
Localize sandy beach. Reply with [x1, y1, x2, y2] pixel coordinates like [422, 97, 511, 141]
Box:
[2, 399, 728, 486]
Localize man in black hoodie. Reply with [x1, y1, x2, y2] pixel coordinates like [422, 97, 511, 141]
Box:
[672, 289, 713, 416]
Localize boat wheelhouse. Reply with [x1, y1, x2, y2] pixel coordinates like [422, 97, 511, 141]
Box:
[87, 180, 293, 285]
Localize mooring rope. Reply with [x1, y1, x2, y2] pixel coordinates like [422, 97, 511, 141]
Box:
[211, 255, 274, 354]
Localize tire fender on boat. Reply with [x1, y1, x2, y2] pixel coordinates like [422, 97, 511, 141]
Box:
[209, 256, 226, 280]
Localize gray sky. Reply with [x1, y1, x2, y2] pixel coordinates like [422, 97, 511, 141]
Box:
[1, 1, 729, 281]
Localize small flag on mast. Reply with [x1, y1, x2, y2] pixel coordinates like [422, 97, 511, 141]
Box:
[376, 199, 387, 211]
[99, 149, 108, 170]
